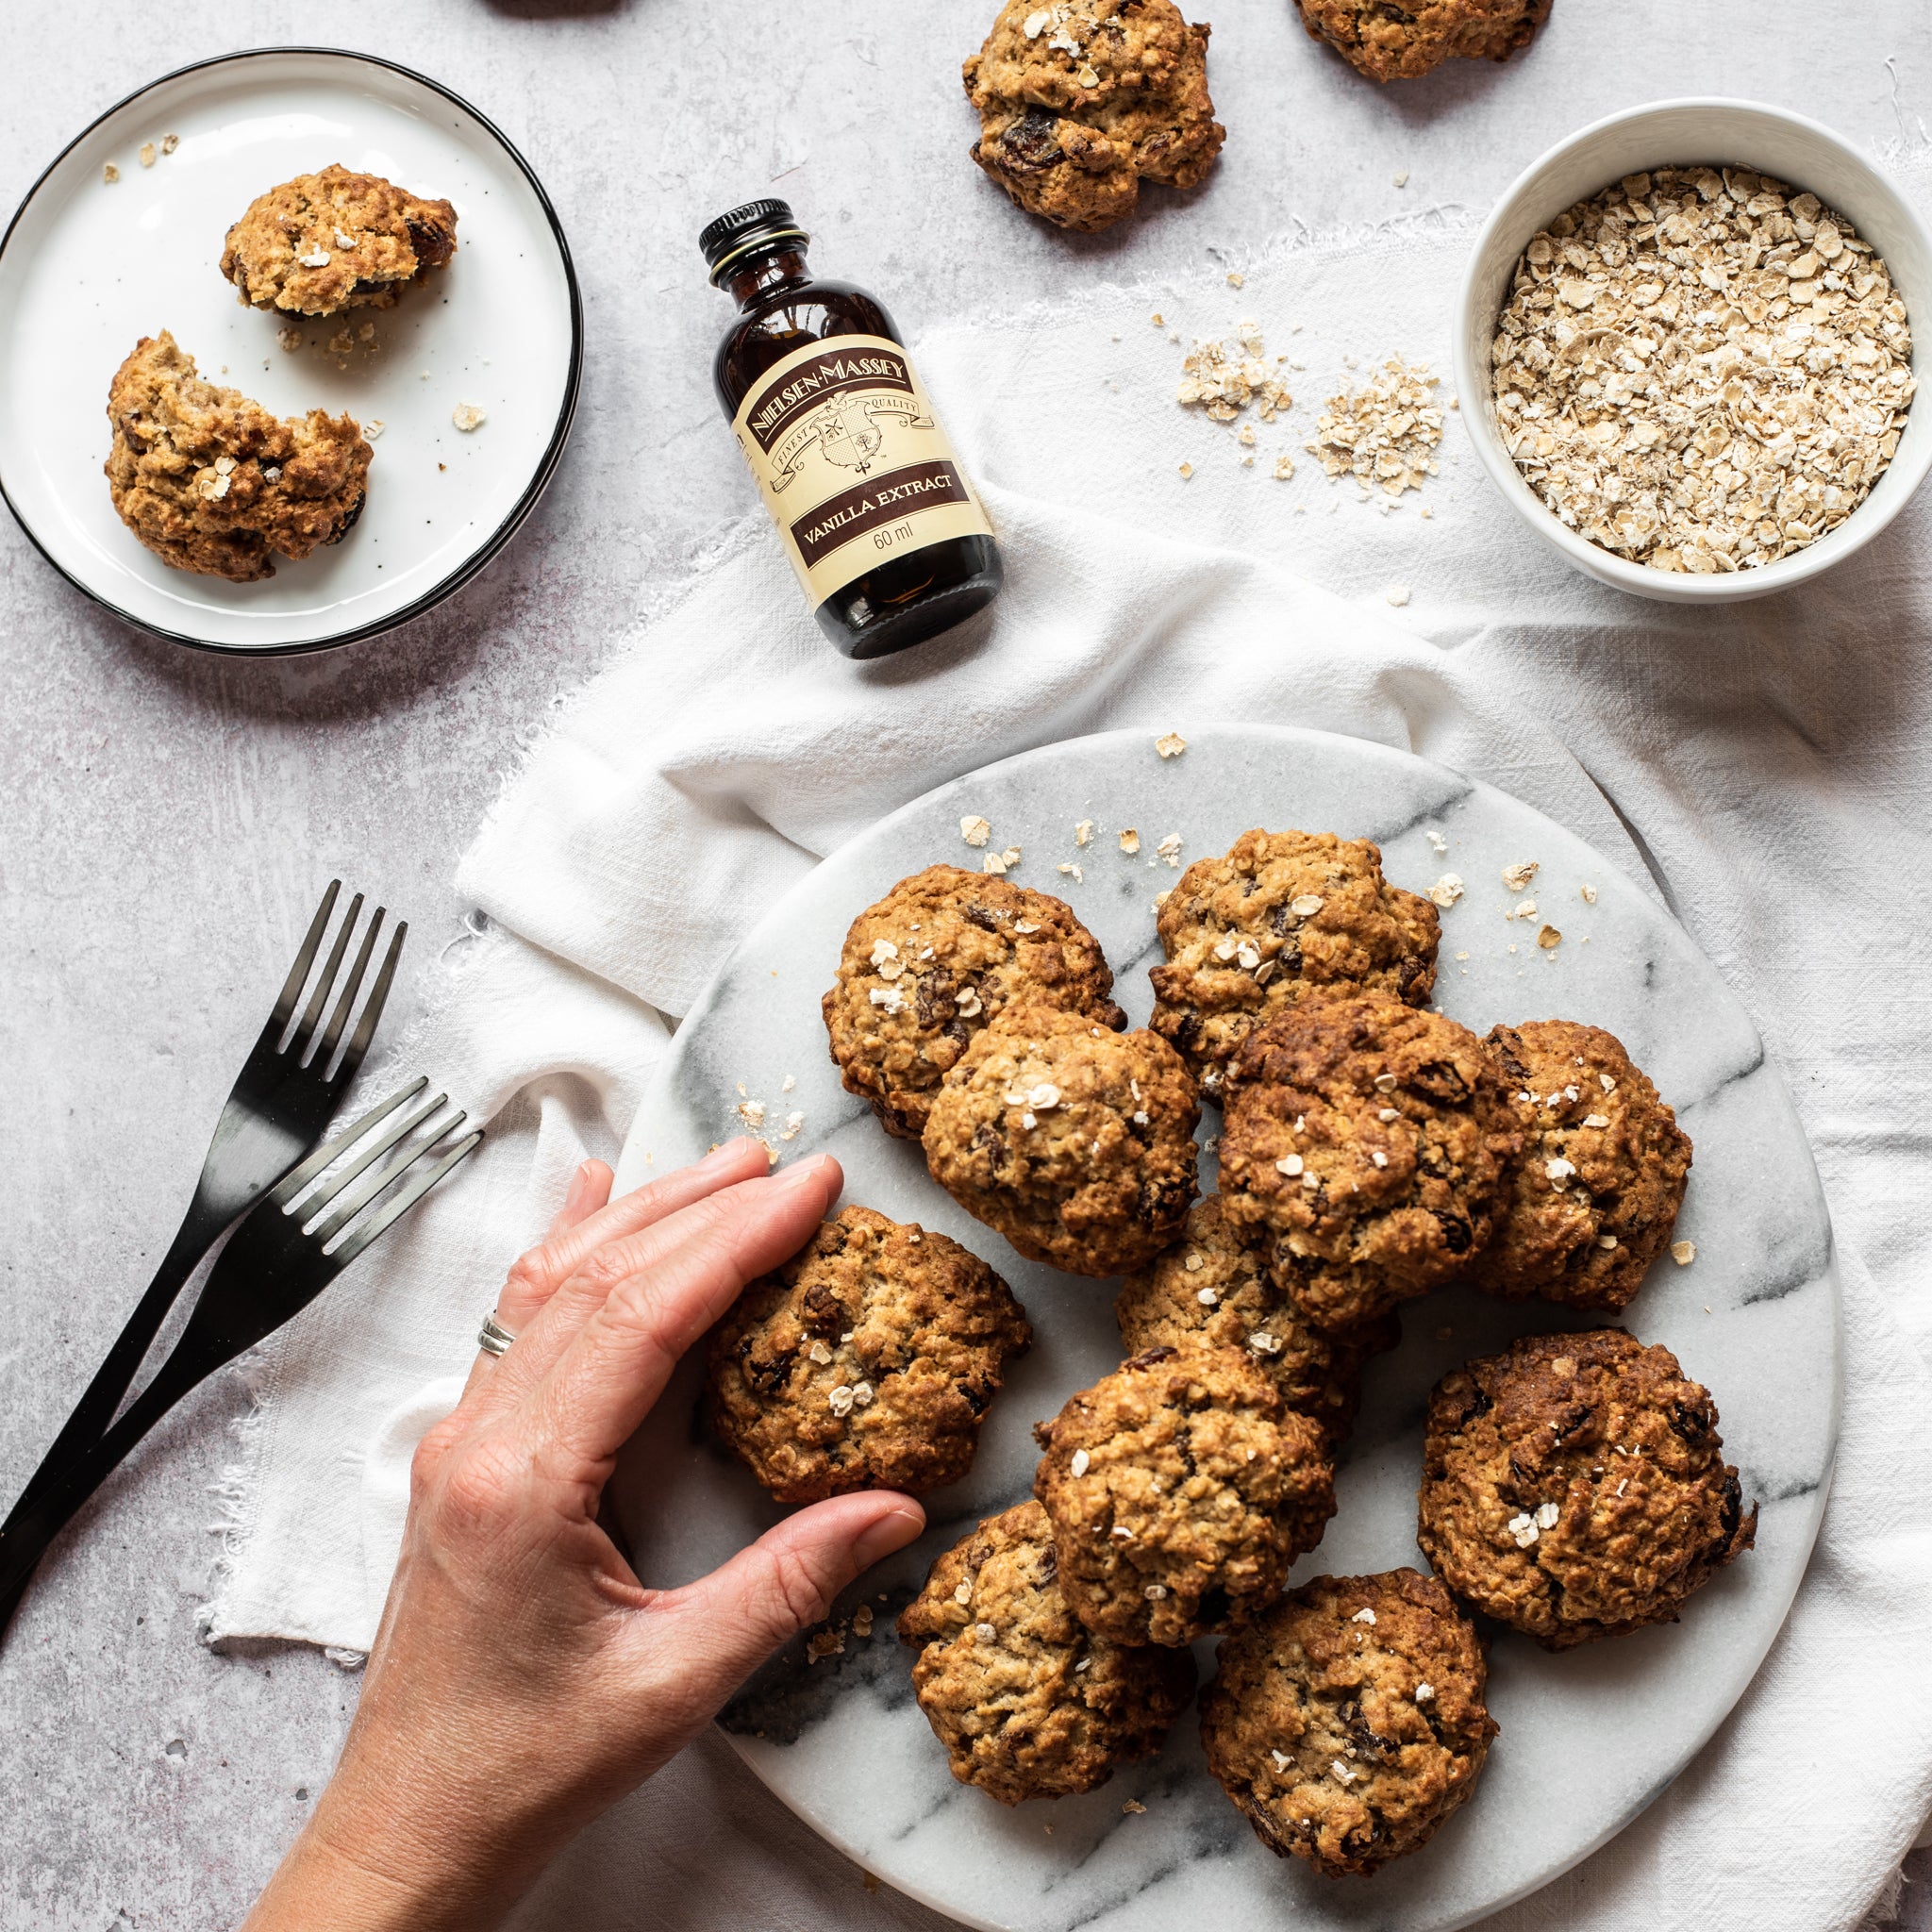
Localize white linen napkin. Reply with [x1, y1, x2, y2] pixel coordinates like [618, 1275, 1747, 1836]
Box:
[208, 160, 1932, 1932]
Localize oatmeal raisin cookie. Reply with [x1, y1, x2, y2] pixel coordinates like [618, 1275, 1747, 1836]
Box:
[1479, 1021, 1691, 1310]
[706, 1206, 1030, 1503]
[824, 866, 1124, 1141]
[1417, 1327, 1755, 1649]
[1293, 0, 1551, 83]
[104, 331, 371, 582]
[922, 1004, 1200, 1277]
[963, 0, 1224, 233]
[1219, 993, 1522, 1331]
[1149, 829, 1440, 1087]
[1032, 1341, 1335, 1646]
[221, 164, 458, 318]
[898, 1500, 1196, 1803]
[1199, 1568, 1495, 1877]
[1115, 1193, 1396, 1444]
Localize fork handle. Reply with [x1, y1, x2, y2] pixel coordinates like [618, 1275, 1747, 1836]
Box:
[2, 1203, 220, 1531]
[0, 1337, 216, 1640]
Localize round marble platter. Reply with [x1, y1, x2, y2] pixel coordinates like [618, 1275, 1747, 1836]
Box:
[608, 724, 1839, 1932]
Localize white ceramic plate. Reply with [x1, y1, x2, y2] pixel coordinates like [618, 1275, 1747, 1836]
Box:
[0, 47, 581, 653]
[608, 724, 1839, 1932]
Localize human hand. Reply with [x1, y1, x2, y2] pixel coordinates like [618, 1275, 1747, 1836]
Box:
[245, 1141, 924, 1932]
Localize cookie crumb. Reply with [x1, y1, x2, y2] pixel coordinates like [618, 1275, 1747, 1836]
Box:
[960, 814, 992, 848]
[1672, 1240, 1697, 1266]
[160, 133, 180, 156]
[1537, 924, 1562, 949]
[1385, 585, 1410, 608]
[1428, 873, 1464, 908]
[140, 142, 157, 169]
[1392, 169, 1409, 189]
[451, 402, 487, 431]
[1580, 883, 1598, 904]
[1156, 731, 1187, 759]
[1502, 860, 1539, 893]
[102, 162, 120, 184]
[1119, 828, 1141, 855]
[1123, 1798, 1147, 1813]
[1177, 460, 1194, 479]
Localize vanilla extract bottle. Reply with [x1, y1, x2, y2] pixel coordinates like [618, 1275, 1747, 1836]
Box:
[701, 199, 1003, 658]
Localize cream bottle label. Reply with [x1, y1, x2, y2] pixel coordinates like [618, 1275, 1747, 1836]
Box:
[730, 333, 993, 607]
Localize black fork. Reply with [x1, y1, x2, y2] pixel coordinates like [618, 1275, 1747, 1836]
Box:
[0, 1081, 481, 1640]
[4, 880, 403, 1525]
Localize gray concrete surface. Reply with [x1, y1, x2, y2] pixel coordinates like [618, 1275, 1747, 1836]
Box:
[3, 2, 1930, 1925]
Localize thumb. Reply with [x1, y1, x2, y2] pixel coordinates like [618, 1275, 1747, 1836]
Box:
[644, 1491, 924, 1716]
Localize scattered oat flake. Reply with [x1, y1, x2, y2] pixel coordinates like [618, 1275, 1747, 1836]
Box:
[139, 142, 157, 169]
[1155, 833, 1184, 867]
[1123, 1799, 1147, 1814]
[981, 851, 1008, 875]
[1429, 873, 1464, 908]
[737, 1098, 766, 1128]
[1385, 584, 1411, 607]
[160, 133, 179, 156]
[1313, 357, 1443, 496]
[1119, 829, 1141, 855]
[1151, 312, 1164, 327]
[452, 403, 487, 431]
[1272, 453, 1295, 480]
[1352, 1607, 1377, 1624]
[1673, 1240, 1697, 1266]
[1535, 1501, 1560, 1529]
[781, 1074, 796, 1092]
[1071, 1448, 1091, 1477]
[363, 419, 386, 441]
[1330, 1760, 1357, 1786]
[1507, 1511, 1540, 1548]
[779, 1110, 806, 1141]
[1176, 325, 1294, 429]
[1058, 861, 1084, 882]
[1538, 924, 1562, 949]
[960, 814, 991, 847]
[1156, 731, 1187, 759]
[1177, 460, 1194, 479]
[1393, 169, 1409, 189]
[828, 1386, 855, 1417]
[1271, 1749, 1292, 1771]
[102, 162, 120, 184]
[1074, 818, 1094, 846]
[298, 249, 331, 268]
[1248, 1331, 1282, 1356]
[1503, 861, 1540, 892]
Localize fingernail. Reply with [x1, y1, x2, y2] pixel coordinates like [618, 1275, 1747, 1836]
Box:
[772, 1153, 836, 1190]
[853, 1505, 924, 1570]
[699, 1137, 763, 1169]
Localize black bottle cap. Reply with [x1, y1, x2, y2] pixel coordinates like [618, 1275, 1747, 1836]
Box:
[699, 199, 809, 285]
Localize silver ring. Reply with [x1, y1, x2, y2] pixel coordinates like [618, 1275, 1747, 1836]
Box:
[477, 1311, 517, 1358]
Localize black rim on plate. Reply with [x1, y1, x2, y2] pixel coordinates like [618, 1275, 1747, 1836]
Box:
[0, 44, 586, 657]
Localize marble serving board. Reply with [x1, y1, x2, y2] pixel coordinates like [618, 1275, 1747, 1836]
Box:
[608, 724, 1839, 1932]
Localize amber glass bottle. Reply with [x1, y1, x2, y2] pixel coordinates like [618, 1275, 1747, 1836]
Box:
[701, 199, 1003, 659]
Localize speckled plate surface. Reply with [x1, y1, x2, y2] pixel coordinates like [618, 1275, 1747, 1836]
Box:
[608, 724, 1839, 1932]
[0, 47, 580, 653]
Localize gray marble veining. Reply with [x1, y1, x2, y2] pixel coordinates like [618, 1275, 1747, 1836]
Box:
[608, 724, 1839, 1932]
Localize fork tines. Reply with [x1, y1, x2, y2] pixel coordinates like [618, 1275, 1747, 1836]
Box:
[271, 1079, 483, 1269]
[268, 881, 408, 1088]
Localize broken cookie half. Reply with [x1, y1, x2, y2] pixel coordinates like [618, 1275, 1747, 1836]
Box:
[105, 331, 372, 582]
[221, 163, 457, 318]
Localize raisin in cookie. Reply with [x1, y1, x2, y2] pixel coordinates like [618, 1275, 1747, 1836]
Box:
[923, 1004, 1199, 1277]
[1220, 994, 1522, 1332]
[898, 1500, 1196, 1804]
[105, 331, 371, 582]
[1115, 1194, 1397, 1446]
[221, 165, 458, 318]
[1417, 1328, 1755, 1649]
[1293, 0, 1551, 83]
[1149, 829, 1440, 1089]
[706, 1206, 1030, 1503]
[963, 0, 1224, 233]
[824, 866, 1124, 1141]
[1199, 1569, 1495, 1878]
[1480, 1021, 1691, 1311]
[1032, 1342, 1335, 1646]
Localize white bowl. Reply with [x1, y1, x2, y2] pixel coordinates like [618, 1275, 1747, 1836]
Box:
[1453, 98, 1932, 603]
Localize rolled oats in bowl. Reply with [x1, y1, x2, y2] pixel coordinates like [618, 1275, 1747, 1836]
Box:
[1491, 166, 1916, 575]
